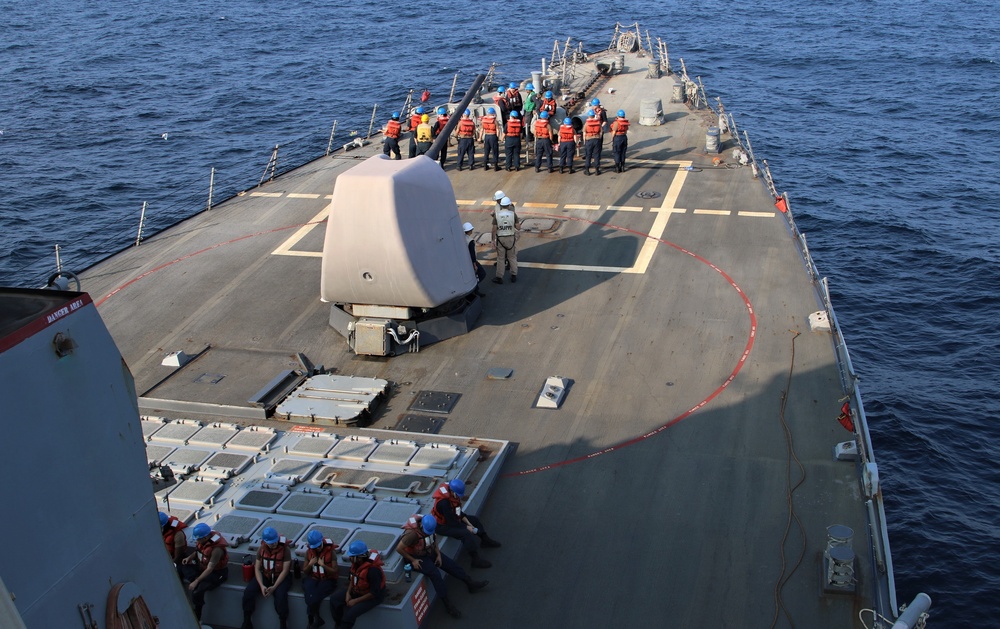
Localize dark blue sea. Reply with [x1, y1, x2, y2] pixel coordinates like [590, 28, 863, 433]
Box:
[2, 0, 997, 624]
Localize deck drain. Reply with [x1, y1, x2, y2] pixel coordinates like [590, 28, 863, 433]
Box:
[635, 191, 661, 199]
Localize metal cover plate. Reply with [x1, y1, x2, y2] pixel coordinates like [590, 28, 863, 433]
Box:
[366, 501, 421, 527]
[409, 444, 461, 470]
[409, 390, 461, 414]
[203, 452, 252, 475]
[301, 525, 355, 554]
[150, 422, 202, 444]
[321, 496, 376, 523]
[145, 444, 175, 465]
[226, 429, 277, 452]
[268, 458, 318, 480]
[188, 425, 239, 447]
[341, 530, 399, 565]
[277, 493, 332, 517]
[392, 414, 447, 434]
[141, 420, 166, 438]
[258, 519, 307, 545]
[275, 374, 388, 423]
[168, 480, 224, 505]
[214, 513, 264, 537]
[328, 437, 378, 462]
[237, 489, 287, 512]
[368, 441, 418, 466]
[289, 435, 339, 457]
[161, 448, 212, 471]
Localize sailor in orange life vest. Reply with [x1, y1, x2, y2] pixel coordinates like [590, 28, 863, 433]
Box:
[382, 111, 402, 160]
[330, 540, 385, 629]
[533, 111, 555, 173]
[241, 526, 292, 629]
[395, 514, 488, 619]
[180, 523, 230, 622]
[479, 107, 503, 171]
[583, 108, 604, 176]
[432, 478, 502, 569]
[160, 511, 188, 565]
[432, 106, 450, 167]
[301, 530, 339, 629]
[407, 106, 425, 158]
[491, 195, 521, 284]
[557, 117, 580, 174]
[610, 109, 630, 173]
[456, 109, 477, 171]
[503, 111, 523, 171]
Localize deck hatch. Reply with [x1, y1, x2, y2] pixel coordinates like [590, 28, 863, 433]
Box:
[409, 390, 461, 414]
[188, 424, 240, 447]
[392, 414, 447, 434]
[366, 500, 422, 527]
[275, 374, 389, 425]
[277, 493, 332, 517]
[321, 495, 376, 522]
[267, 458, 318, 483]
[409, 444, 462, 469]
[167, 480, 224, 505]
[368, 440, 418, 466]
[160, 448, 212, 473]
[288, 435, 339, 457]
[237, 489, 287, 512]
[145, 444, 175, 465]
[214, 514, 263, 538]
[298, 525, 355, 555]
[328, 436, 378, 461]
[226, 428, 278, 451]
[149, 421, 202, 444]
[202, 452, 253, 478]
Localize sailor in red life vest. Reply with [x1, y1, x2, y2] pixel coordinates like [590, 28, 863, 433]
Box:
[505, 81, 523, 121]
[493, 89, 510, 126]
[241, 526, 292, 629]
[456, 109, 477, 171]
[533, 111, 555, 173]
[583, 108, 604, 176]
[610, 109, 630, 173]
[503, 111, 523, 171]
[432, 478, 502, 569]
[432, 106, 451, 167]
[407, 106, 425, 158]
[539, 90, 557, 119]
[395, 514, 488, 619]
[330, 540, 386, 629]
[382, 111, 402, 160]
[557, 117, 580, 174]
[301, 530, 339, 629]
[479, 107, 503, 171]
[590, 97, 609, 130]
[180, 523, 230, 622]
[160, 511, 188, 564]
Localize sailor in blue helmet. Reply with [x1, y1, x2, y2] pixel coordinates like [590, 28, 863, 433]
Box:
[523, 82, 538, 141]
[610, 109, 630, 172]
[533, 110, 555, 173]
[396, 514, 488, 619]
[432, 106, 451, 167]
[479, 107, 503, 171]
[242, 526, 292, 629]
[330, 540, 385, 629]
[557, 116, 580, 173]
[382, 111, 402, 160]
[582, 108, 605, 176]
[456, 109, 477, 171]
[540, 89, 557, 119]
[302, 529, 338, 629]
[432, 478, 502, 568]
[180, 522, 230, 622]
[408, 106, 425, 158]
[503, 110, 523, 172]
[505, 81, 524, 121]
[591, 97, 608, 128]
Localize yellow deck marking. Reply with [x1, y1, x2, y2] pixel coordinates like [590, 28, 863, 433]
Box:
[564, 204, 602, 210]
[737, 211, 775, 218]
[455, 199, 477, 205]
[287, 193, 321, 199]
[606, 205, 644, 212]
[250, 192, 283, 198]
[271, 204, 330, 257]
[694, 209, 731, 216]
[522, 202, 560, 209]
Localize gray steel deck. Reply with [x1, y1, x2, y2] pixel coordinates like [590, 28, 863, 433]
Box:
[79, 48, 873, 628]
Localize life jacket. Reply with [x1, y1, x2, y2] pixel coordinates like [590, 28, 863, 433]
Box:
[196, 532, 229, 572]
[534, 118, 552, 139]
[613, 119, 630, 135]
[350, 550, 386, 595]
[306, 540, 338, 581]
[401, 514, 436, 557]
[162, 516, 187, 556]
[505, 118, 522, 137]
[409, 113, 422, 130]
[836, 401, 855, 432]
[258, 536, 289, 581]
[594, 105, 607, 122]
[416, 123, 433, 143]
[495, 208, 517, 237]
[506, 89, 523, 110]
[431, 483, 464, 524]
[385, 119, 401, 139]
[559, 124, 576, 143]
[493, 94, 508, 109]
[584, 117, 602, 137]
[434, 114, 450, 136]
[482, 116, 498, 135]
[458, 118, 475, 138]
[540, 98, 557, 115]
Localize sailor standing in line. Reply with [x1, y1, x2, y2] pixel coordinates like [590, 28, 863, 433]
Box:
[533, 111, 555, 173]
[433, 106, 451, 167]
[415, 114, 434, 156]
[241, 526, 292, 629]
[505, 82, 524, 121]
[301, 530, 339, 629]
[479, 107, 503, 171]
[382, 112, 402, 160]
[456, 109, 477, 171]
[557, 117, 580, 174]
[583, 109, 604, 176]
[522, 83, 538, 141]
[180, 523, 230, 622]
[503, 111, 523, 172]
[610, 109, 630, 172]
[407, 107, 425, 158]
[492, 196, 521, 284]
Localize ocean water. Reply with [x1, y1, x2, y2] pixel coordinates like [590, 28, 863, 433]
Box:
[2, 0, 997, 624]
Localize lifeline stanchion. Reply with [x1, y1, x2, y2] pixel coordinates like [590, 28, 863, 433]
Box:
[207, 167, 215, 211]
[365, 104, 378, 140]
[326, 120, 338, 156]
[135, 201, 147, 247]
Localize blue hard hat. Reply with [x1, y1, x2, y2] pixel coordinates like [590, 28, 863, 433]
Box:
[464, 108, 471, 116]
[488, 107, 496, 114]
[159, 512, 169, 527]
[421, 514, 438, 535]
[544, 90, 553, 98]
[509, 82, 517, 89]
[510, 110, 519, 118]
[563, 117, 572, 125]
[416, 106, 424, 114]
[591, 98, 600, 106]
[526, 83, 534, 91]
[261, 526, 279, 545]
[588, 109, 596, 117]
[192, 523, 211, 540]
[618, 109, 626, 118]
[539, 111, 549, 119]
[449, 478, 466, 497]
[391, 111, 400, 119]
[346, 540, 368, 557]
[307, 530, 324, 549]
[437, 106, 447, 115]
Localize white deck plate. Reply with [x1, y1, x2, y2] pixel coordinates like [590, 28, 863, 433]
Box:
[276, 492, 332, 517]
[141, 419, 167, 439]
[188, 424, 240, 447]
[167, 479, 224, 505]
[145, 444, 176, 465]
[275, 374, 389, 423]
[225, 428, 277, 452]
[328, 437, 378, 462]
[267, 458, 319, 481]
[368, 441, 418, 466]
[366, 501, 421, 527]
[161, 448, 212, 471]
[288, 435, 340, 457]
[150, 422, 202, 444]
[214, 513, 264, 538]
[408, 444, 462, 469]
[321, 495, 377, 523]
[202, 452, 253, 477]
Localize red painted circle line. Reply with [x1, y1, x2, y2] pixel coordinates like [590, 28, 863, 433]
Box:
[94, 211, 756, 479]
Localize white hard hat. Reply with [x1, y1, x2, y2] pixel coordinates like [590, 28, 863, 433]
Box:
[493, 190, 505, 202]
[500, 196, 511, 207]
[462, 222, 474, 232]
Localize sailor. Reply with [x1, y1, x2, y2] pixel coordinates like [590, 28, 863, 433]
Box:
[505, 81, 523, 121]
[241, 526, 292, 629]
[407, 106, 425, 158]
[432, 478, 501, 569]
[610, 109, 630, 172]
[456, 109, 477, 171]
[583, 109, 604, 176]
[493, 89, 510, 126]
[383, 112, 402, 160]
[464, 222, 487, 296]
[533, 111, 555, 173]
[591, 98, 609, 130]
[558, 117, 580, 174]
[160, 511, 188, 565]
[330, 541, 385, 629]
[301, 530, 339, 629]
[180, 523, 229, 622]
[395, 515, 488, 619]
[415, 114, 434, 156]
[479, 107, 503, 172]
[522, 83, 538, 141]
[433, 106, 451, 167]
[539, 90, 557, 119]
[503, 111, 523, 172]
[491, 196, 520, 284]
[492, 190, 506, 213]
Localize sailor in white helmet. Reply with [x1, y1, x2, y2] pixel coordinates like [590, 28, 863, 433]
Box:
[492, 190, 505, 212]
[491, 196, 521, 284]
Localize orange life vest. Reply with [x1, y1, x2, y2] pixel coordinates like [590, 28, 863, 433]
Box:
[401, 514, 436, 556]
[431, 483, 464, 524]
[506, 89, 523, 109]
[559, 124, 576, 142]
[534, 119, 552, 139]
[306, 540, 338, 581]
[836, 401, 855, 432]
[458, 118, 475, 137]
[409, 113, 422, 129]
[162, 516, 187, 557]
[386, 119, 401, 139]
[613, 119, 630, 135]
[196, 532, 229, 572]
[258, 537, 290, 581]
[482, 116, 498, 135]
[506, 118, 522, 137]
[584, 118, 602, 137]
[540, 98, 556, 115]
[436, 115, 450, 134]
[350, 551, 386, 595]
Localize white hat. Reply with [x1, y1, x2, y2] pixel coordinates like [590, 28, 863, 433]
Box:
[500, 196, 511, 207]
[493, 190, 505, 202]
[462, 222, 474, 232]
